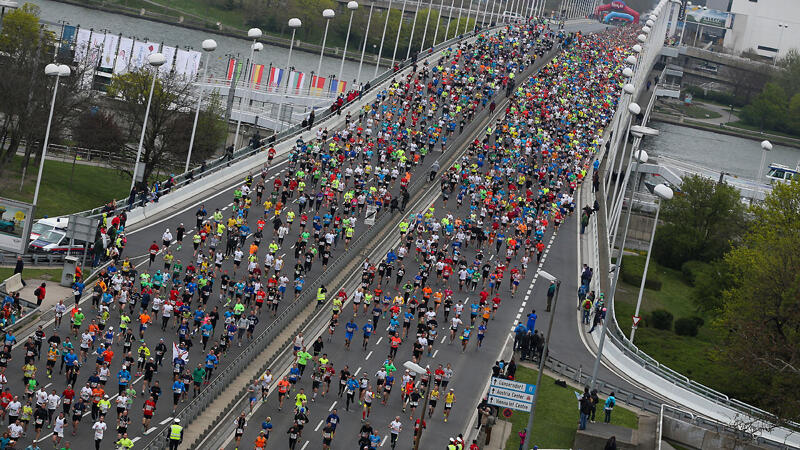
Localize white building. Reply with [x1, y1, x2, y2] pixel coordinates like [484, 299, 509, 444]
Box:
[723, 0, 800, 61]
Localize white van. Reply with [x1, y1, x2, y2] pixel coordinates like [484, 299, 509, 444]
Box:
[29, 217, 69, 242]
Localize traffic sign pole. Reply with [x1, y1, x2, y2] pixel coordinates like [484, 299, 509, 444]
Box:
[522, 277, 560, 450]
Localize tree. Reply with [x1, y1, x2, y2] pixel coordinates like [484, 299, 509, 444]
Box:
[740, 82, 787, 132]
[74, 109, 125, 154]
[652, 174, 747, 269]
[787, 93, 800, 136]
[107, 70, 225, 185]
[776, 48, 800, 98]
[718, 180, 800, 424]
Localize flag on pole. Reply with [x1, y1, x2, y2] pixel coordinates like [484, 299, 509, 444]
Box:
[310, 75, 326, 93]
[252, 64, 265, 86]
[226, 58, 237, 80]
[268, 67, 284, 87]
[329, 79, 339, 94]
[173, 342, 189, 363]
[288, 71, 305, 93]
[336, 80, 347, 93]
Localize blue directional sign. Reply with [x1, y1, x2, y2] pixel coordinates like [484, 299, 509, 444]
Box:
[487, 377, 536, 412]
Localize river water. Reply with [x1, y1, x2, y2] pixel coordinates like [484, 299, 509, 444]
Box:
[29, 0, 363, 81]
[641, 122, 800, 184]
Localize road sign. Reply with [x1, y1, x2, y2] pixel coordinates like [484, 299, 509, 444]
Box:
[489, 386, 534, 403]
[490, 377, 536, 394]
[487, 377, 536, 412]
[632, 316, 641, 328]
[488, 394, 532, 412]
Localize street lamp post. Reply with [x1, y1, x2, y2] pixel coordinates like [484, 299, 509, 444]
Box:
[630, 183, 673, 343]
[403, 361, 431, 450]
[234, 27, 262, 149]
[591, 126, 659, 391]
[520, 270, 561, 450]
[419, 0, 434, 52]
[130, 52, 166, 193]
[186, 38, 217, 173]
[317, 9, 336, 77]
[444, 0, 456, 40]
[357, 2, 374, 85]
[392, 0, 409, 67]
[33, 63, 71, 207]
[286, 18, 302, 92]
[757, 140, 772, 200]
[775, 23, 789, 66]
[339, 1, 359, 81]
[406, 0, 421, 60]
[374, 0, 391, 77]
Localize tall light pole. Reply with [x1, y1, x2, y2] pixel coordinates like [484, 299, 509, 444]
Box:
[374, 0, 392, 77]
[186, 38, 217, 173]
[317, 9, 336, 77]
[358, 1, 374, 84]
[419, 0, 434, 52]
[392, 0, 409, 67]
[404, 361, 432, 450]
[406, 0, 421, 60]
[130, 52, 166, 193]
[339, 1, 359, 81]
[234, 27, 262, 149]
[775, 23, 789, 66]
[454, 0, 464, 34]
[286, 17, 302, 92]
[432, 0, 445, 47]
[757, 140, 772, 200]
[462, 0, 474, 34]
[520, 270, 561, 450]
[591, 126, 659, 391]
[444, 0, 456, 41]
[629, 183, 673, 343]
[33, 63, 71, 207]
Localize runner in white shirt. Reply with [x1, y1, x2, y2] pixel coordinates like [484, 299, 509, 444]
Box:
[53, 412, 66, 445]
[388, 416, 403, 448]
[92, 417, 107, 448]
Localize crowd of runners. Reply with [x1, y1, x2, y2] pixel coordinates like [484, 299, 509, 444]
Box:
[0, 13, 639, 450]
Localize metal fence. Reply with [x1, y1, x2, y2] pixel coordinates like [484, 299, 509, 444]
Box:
[543, 356, 794, 450]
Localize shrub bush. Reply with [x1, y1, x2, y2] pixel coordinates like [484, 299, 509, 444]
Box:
[681, 260, 710, 286]
[649, 309, 674, 330]
[675, 317, 704, 337]
[620, 256, 662, 291]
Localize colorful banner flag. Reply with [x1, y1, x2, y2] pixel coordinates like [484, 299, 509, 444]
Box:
[113, 37, 134, 74]
[329, 79, 339, 94]
[252, 64, 265, 85]
[100, 33, 119, 69]
[268, 67, 284, 87]
[172, 343, 189, 363]
[226, 58, 237, 81]
[329, 79, 347, 94]
[310, 75, 326, 92]
[288, 71, 305, 93]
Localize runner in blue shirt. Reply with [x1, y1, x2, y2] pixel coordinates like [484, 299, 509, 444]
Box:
[344, 320, 357, 350]
[172, 379, 185, 412]
[362, 323, 373, 350]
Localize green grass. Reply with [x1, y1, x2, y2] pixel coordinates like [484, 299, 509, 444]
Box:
[612, 256, 745, 399]
[0, 155, 130, 219]
[726, 120, 800, 140]
[501, 366, 639, 450]
[673, 103, 722, 120]
[0, 267, 63, 282]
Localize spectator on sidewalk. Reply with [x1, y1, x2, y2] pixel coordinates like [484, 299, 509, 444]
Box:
[33, 283, 46, 307]
[13, 256, 25, 287]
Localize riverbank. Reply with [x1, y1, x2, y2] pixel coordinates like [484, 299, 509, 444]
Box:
[650, 112, 800, 149]
[46, 0, 396, 67]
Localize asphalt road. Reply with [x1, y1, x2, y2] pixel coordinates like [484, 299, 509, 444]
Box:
[0, 23, 575, 450]
[2, 19, 635, 450]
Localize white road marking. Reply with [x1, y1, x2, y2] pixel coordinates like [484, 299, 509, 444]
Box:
[365, 351, 373, 360]
[314, 419, 324, 431]
[159, 416, 174, 425]
[328, 401, 337, 411]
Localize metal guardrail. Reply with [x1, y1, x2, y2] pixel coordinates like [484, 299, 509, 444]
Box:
[72, 26, 505, 221]
[141, 31, 560, 448]
[600, 54, 800, 439]
[543, 356, 794, 450]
